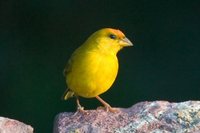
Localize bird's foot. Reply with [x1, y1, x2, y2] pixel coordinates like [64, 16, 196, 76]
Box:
[95, 96, 119, 113]
[77, 105, 84, 111]
[76, 106, 89, 115]
[105, 106, 119, 113]
[97, 106, 119, 113]
[74, 96, 88, 114]
[73, 106, 88, 116]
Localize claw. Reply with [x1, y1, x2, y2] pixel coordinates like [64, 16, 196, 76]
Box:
[75, 97, 89, 115]
[105, 106, 119, 113]
[96, 96, 119, 113]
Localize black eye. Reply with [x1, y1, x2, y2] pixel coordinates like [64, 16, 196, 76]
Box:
[109, 34, 117, 39]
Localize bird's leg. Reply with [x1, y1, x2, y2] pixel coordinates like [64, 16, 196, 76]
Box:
[72, 96, 89, 116]
[96, 96, 118, 113]
[76, 96, 85, 113]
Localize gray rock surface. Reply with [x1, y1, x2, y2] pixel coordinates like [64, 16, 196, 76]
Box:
[54, 101, 200, 133]
[0, 117, 33, 133]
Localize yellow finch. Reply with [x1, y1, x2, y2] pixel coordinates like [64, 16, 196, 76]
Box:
[62, 28, 133, 112]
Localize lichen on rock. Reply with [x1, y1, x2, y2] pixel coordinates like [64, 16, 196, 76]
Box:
[54, 101, 200, 133]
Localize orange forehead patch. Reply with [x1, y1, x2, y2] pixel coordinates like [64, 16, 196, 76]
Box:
[107, 28, 125, 39]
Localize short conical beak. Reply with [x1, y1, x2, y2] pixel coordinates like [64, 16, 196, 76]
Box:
[120, 37, 133, 47]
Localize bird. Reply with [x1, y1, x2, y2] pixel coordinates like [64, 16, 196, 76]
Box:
[62, 28, 133, 112]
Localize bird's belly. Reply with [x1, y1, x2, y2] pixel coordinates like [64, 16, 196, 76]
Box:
[67, 53, 118, 98]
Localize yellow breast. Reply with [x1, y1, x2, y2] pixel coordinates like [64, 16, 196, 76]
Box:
[66, 49, 118, 98]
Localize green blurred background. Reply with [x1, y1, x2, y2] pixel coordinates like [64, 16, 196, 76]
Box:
[0, 0, 200, 132]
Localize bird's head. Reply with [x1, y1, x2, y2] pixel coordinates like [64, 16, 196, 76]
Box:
[85, 28, 133, 55]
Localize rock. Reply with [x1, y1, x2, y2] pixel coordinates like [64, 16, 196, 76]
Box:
[54, 101, 200, 133]
[0, 117, 33, 133]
